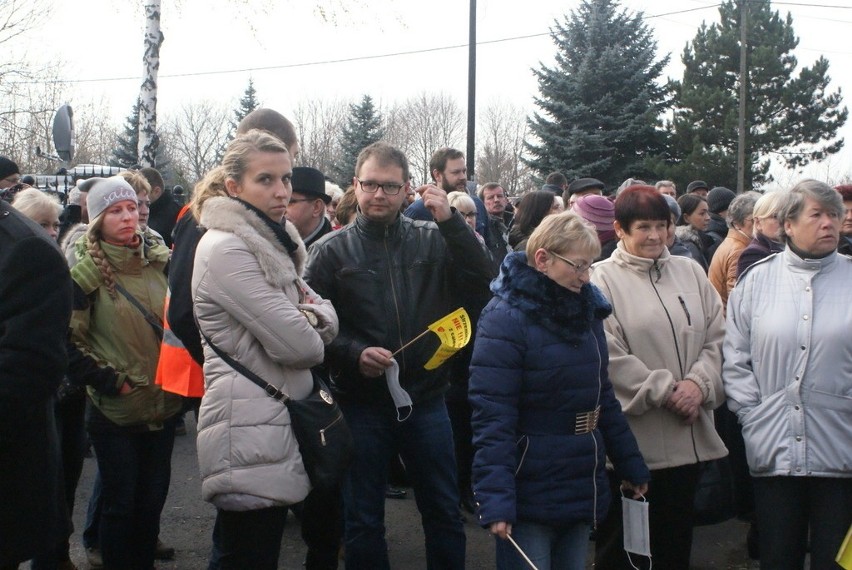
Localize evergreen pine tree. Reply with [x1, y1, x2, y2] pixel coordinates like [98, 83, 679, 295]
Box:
[654, 0, 846, 189]
[111, 99, 143, 168]
[524, 0, 669, 187]
[332, 95, 385, 185]
[233, 78, 260, 126]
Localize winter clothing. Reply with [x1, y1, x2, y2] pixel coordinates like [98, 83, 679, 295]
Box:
[192, 196, 338, 511]
[404, 193, 491, 244]
[0, 155, 19, 181]
[0, 202, 73, 566]
[303, 214, 333, 249]
[292, 167, 331, 204]
[470, 252, 649, 528]
[304, 210, 492, 406]
[708, 227, 752, 311]
[539, 183, 563, 195]
[567, 177, 605, 196]
[68, 232, 181, 428]
[573, 194, 614, 231]
[838, 235, 852, 256]
[723, 248, 852, 478]
[707, 186, 736, 214]
[736, 233, 784, 277]
[148, 188, 182, 248]
[166, 207, 205, 364]
[687, 180, 709, 194]
[705, 213, 728, 259]
[81, 177, 137, 221]
[589, 243, 728, 470]
[675, 224, 713, 271]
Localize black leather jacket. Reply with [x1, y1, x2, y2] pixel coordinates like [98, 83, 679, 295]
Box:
[304, 211, 492, 406]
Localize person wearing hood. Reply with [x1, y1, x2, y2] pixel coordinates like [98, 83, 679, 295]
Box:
[66, 176, 182, 569]
[470, 211, 649, 569]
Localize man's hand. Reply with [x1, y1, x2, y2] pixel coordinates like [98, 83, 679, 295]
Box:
[420, 185, 452, 223]
[358, 346, 393, 378]
[489, 521, 512, 540]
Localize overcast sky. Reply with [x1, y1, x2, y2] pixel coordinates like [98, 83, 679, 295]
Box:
[24, 0, 852, 187]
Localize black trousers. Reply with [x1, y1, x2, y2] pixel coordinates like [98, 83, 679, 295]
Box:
[595, 463, 700, 570]
[216, 506, 288, 570]
[753, 476, 852, 570]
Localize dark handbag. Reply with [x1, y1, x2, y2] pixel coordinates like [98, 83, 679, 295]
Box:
[693, 457, 736, 526]
[200, 332, 353, 490]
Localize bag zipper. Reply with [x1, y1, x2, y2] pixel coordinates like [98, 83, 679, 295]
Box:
[319, 412, 344, 446]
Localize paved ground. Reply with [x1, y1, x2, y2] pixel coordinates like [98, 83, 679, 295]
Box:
[64, 414, 762, 569]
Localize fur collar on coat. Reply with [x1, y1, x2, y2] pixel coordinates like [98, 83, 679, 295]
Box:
[200, 196, 307, 287]
[491, 251, 611, 344]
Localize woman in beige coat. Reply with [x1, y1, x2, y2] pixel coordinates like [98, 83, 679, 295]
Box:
[191, 130, 338, 569]
[590, 185, 727, 570]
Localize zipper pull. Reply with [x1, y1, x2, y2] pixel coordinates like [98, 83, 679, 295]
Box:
[320, 429, 326, 446]
[678, 295, 692, 326]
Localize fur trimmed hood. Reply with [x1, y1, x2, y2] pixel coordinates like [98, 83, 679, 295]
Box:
[200, 196, 307, 287]
[491, 251, 611, 343]
[676, 224, 713, 250]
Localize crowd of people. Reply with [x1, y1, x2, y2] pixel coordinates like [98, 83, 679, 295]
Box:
[1, 111, 851, 570]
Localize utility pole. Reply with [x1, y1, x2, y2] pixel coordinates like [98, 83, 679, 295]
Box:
[467, 0, 476, 181]
[737, 0, 748, 193]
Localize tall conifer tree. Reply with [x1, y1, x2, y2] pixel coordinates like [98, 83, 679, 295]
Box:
[332, 95, 384, 185]
[524, 0, 669, 186]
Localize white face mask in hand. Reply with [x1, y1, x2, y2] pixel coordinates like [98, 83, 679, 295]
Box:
[384, 358, 412, 421]
[622, 494, 651, 558]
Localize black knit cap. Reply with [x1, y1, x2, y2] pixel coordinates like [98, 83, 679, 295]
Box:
[0, 156, 20, 181]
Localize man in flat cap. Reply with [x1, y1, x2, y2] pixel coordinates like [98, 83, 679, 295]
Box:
[286, 166, 333, 249]
[564, 177, 605, 209]
[686, 180, 710, 198]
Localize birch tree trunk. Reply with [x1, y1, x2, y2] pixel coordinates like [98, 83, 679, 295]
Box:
[138, 0, 163, 167]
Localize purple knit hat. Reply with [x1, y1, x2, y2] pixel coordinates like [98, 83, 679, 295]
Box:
[572, 194, 615, 231]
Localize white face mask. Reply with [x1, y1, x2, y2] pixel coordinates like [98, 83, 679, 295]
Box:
[622, 495, 651, 558]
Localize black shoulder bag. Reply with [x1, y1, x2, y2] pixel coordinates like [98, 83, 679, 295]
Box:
[200, 331, 353, 490]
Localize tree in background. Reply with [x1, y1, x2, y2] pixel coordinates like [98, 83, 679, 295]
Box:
[165, 99, 231, 185]
[111, 98, 174, 178]
[331, 95, 384, 185]
[476, 101, 534, 196]
[233, 78, 260, 126]
[656, 0, 847, 189]
[293, 98, 347, 176]
[524, 0, 669, 187]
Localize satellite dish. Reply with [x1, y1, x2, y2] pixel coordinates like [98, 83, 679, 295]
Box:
[53, 104, 75, 163]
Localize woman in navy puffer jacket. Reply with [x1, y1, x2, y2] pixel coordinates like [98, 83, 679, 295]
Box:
[470, 212, 650, 570]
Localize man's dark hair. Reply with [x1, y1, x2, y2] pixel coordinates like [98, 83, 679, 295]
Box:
[355, 142, 410, 182]
[545, 171, 568, 187]
[478, 182, 503, 200]
[237, 108, 298, 150]
[429, 148, 464, 182]
[139, 167, 164, 191]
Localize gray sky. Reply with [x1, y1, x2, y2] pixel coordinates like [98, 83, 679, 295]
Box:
[27, 0, 852, 186]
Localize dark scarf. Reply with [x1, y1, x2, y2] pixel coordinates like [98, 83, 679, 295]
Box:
[232, 197, 299, 256]
[491, 251, 611, 344]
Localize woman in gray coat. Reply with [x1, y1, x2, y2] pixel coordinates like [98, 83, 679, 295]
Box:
[191, 130, 338, 569]
[723, 180, 852, 570]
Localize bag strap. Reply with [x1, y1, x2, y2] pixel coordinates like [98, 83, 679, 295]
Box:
[114, 282, 164, 342]
[198, 328, 292, 404]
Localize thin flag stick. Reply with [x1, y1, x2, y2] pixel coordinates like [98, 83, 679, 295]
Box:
[507, 535, 539, 570]
[390, 329, 430, 358]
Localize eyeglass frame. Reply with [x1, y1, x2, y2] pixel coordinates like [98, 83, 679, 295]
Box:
[357, 179, 405, 196]
[547, 250, 594, 274]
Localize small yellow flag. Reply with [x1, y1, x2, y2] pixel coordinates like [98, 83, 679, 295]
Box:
[423, 308, 472, 370]
[837, 523, 852, 570]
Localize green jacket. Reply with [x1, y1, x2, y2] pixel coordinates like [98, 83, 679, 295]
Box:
[69, 233, 181, 428]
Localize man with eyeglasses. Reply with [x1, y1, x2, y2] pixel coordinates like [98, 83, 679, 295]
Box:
[305, 142, 491, 569]
[286, 166, 333, 248]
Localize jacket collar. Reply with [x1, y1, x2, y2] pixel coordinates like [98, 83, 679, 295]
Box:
[610, 240, 671, 275]
[200, 196, 306, 286]
[783, 244, 839, 272]
[354, 210, 403, 240]
[492, 251, 611, 343]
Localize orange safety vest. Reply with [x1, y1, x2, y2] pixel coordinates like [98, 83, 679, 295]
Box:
[154, 204, 205, 398]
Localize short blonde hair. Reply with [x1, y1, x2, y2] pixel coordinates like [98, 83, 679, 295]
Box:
[117, 170, 152, 197]
[526, 210, 600, 261]
[752, 191, 786, 220]
[447, 191, 475, 212]
[11, 188, 62, 219]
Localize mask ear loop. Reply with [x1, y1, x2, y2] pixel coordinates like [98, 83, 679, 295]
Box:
[620, 489, 652, 570]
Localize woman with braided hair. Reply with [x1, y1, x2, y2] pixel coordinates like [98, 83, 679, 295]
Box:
[66, 176, 182, 570]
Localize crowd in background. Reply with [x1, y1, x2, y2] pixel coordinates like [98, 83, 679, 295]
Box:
[1, 109, 851, 570]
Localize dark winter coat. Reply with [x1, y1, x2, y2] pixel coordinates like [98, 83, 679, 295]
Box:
[838, 235, 852, 257]
[167, 209, 206, 365]
[675, 225, 714, 271]
[404, 194, 491, 243]
[705, 213, 728, 261]
[0, 202, 73, 565]
[305, 211, 492, 406]
[736, 233, 785, 278]
[469, 252, 649, 528]
[148, 189, 183, 248]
